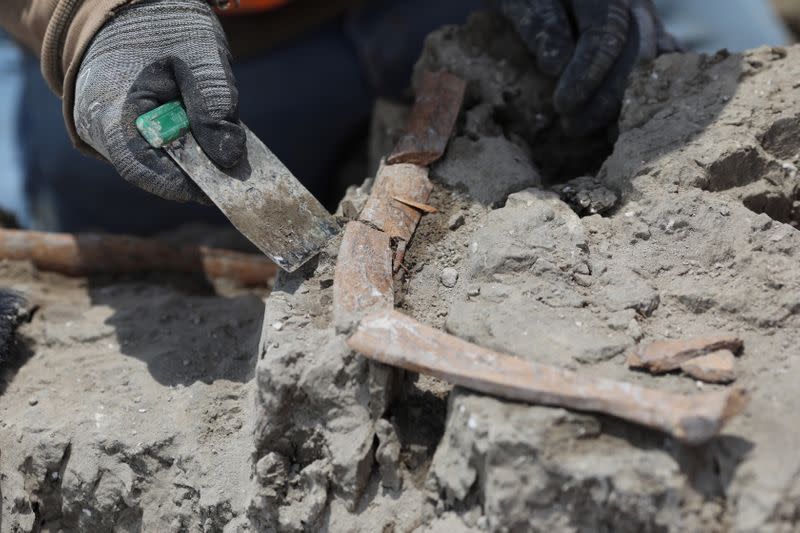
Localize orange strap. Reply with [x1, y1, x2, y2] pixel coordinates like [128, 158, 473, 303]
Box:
[215, 0, 290, 15]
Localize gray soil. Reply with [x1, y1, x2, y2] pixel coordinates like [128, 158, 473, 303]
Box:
[1, 260, 266, 531]
[4, 10, 800, 533]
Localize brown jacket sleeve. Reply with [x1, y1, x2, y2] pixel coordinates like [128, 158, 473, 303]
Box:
[1, 0, 136, 154]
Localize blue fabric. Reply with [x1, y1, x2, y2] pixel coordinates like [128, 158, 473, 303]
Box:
[18, 0, 481, 235]
[0, 32, 27, 225]
[655, 0, 791, 53]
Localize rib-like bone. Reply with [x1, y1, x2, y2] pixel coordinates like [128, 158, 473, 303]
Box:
[0, 228, 276, 286]
[387, 71, 467, 166]
[348, 310, 748, 445]
[333, 222, 394, 333]
[359, 162, 433, 243]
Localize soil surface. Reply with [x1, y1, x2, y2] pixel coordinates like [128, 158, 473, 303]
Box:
[0, 259, 267, 531]
[4, 10, 800, 533]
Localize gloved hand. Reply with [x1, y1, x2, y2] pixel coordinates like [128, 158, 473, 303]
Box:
[495, 0, 681, 136]
[74, 0, 245, 203]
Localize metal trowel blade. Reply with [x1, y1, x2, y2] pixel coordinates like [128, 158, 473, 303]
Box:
[166, 126, 340, 272]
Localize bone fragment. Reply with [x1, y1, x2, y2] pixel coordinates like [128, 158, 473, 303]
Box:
[681, 350, 737, 384]
[348, 310, 748, 445]
[392, 196, 438, 214]
[0, 228, 276, 286]
[359, 162, 432, 242]
[387, 71, 467, 166]
[627, 335, 743, 374]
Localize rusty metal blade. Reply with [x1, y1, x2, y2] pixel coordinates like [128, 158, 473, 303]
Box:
[166, 127, 340, 272]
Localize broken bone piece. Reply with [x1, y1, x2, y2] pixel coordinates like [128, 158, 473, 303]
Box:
[333, 222, 394, 333]
[387, 71, 467, 166]
[440, 268, 458, 288]
[359, 162, 433, 242]
[627, 334, 743, 374]
[681, 350, 737, 384]
[348, 310, 747, 445]
[392, 196, 438, 214]
[0, 228, 276, 286]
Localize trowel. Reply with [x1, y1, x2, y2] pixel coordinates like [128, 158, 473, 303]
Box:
[136, 101, 339, 272]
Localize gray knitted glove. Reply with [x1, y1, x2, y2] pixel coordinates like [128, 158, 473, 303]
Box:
[74, 0, 245, 203]
[496, 0, 681, 136]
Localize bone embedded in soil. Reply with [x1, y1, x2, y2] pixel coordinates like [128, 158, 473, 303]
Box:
[627, 334, 744, 374]
[681, 349, 738, 384]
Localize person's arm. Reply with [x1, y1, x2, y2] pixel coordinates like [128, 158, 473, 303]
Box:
[1, 0, 246, 204]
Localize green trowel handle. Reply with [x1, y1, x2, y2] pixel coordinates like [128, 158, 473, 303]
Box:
[135, 101, 190, 148]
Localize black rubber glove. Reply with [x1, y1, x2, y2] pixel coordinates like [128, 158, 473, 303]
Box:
[496, 0, 681, 136]
[74, 0, 246, 203]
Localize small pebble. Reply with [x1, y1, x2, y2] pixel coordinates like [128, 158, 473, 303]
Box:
[28, 398, 38, 406]
[448, 213, 465, 230]
[272, 321, 284, 331]
[440, 268, 459, 288]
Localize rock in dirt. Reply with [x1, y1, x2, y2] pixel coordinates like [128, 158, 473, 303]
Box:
[681, 350, 737, 384]
[447, 213, 465, 230]
[429, 391, 714, 532]
[440, 268, 459, 288]
[552, 175, 619, 216]
[433, 136, 541, 206]
[627, 334, 743, 374]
